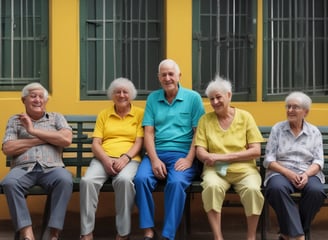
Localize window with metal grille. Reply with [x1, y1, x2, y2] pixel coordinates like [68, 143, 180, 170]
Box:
[0, 0, 48, 91]
[192, 0, 257, 101]
[263, 0, 328, 101]
[80, 0, 164, 100]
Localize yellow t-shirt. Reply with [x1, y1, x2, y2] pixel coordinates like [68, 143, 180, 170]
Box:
[195, 107, 264, 173]
[92, 104, 144, 161]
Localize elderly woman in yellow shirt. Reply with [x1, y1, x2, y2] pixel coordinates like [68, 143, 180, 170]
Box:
[80, 78, 144, 240]
[195, 75, 264, 240]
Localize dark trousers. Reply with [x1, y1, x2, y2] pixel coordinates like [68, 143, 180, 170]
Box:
[265, 174, 326, 237]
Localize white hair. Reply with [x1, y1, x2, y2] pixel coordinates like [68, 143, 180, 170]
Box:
[285, 91, 312, 110]
[205, 75, 232, 97]
[107, 77, 137, 100]
[21, 82, 49, 101]
[158, 59, 181, 74]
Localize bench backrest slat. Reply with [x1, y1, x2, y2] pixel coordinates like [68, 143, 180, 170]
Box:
[5, 116, 328, 183]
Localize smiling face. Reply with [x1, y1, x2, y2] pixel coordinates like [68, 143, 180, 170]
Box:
[158, 63, 181, 94]
[285, 99, 308, 125]
[208, 90, 232, 115]
[112, 87, 131, 109]
[22, 88, 48, 119]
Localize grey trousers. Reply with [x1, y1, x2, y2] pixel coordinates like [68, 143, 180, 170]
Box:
[2, 164, 73, 231]
[80, 159, 139, 236]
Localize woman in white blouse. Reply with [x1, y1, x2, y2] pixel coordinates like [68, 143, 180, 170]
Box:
[263, 91, 326, 240]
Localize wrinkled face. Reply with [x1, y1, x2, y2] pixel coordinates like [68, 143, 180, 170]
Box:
[22, 88, 47, 116]
[112, 87, 131, 108]
[285, 100, 308, 124]
[208, 90, 231, 114]
[158, 64, 180, 92]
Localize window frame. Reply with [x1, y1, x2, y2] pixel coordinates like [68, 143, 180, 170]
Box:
[0, 0, 49, 91]
[262, 0, 328, 102]
[192, 0, 257, 101]
[79, 0, 164, 100]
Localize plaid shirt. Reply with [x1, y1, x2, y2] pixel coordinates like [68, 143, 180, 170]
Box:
[3, 112, 72, 171]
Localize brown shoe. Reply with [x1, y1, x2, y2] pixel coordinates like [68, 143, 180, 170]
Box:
[80, 233, 93, 240]
[116, 234, 129, 240]
[143, 229, 158, 240]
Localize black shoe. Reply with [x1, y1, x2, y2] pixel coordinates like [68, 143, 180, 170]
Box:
[143, 236, 157, 240]
[278, 234, 286, 240]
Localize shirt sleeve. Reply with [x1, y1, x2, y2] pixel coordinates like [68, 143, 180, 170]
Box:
[194, 115, 208, 148]
[191, 92, 205, 127]
[245, 112, 264, 144]
[142, 93, 155, 127]
[2, 116, 19, 143]
[263, 124, 279, 168]
[311, 127, 324, 169]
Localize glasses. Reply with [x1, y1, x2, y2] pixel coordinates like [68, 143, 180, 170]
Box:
[285, 104, 302, 111]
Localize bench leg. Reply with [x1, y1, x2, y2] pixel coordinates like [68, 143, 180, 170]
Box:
[184, 193, 191, 239]
[260, 199, 270, 240]
[14, 231, 20, 240]
[305, 230, 311, 240]
[176, 192, 190, 240]
[183, 192, 191, 239]
[176, 191, 193, 240]
[40, 195, 51, 240]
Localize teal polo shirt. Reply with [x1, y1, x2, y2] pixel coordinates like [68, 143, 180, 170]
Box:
[142, 86, 205, 153]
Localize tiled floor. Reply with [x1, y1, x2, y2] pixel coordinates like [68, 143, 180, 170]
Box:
[1, 195, 328, 240]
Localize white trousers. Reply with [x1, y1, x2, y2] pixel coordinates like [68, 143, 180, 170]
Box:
[80, 159, 139, 236]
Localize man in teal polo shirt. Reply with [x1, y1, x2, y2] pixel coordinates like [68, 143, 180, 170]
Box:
[134, 59, 205, 240]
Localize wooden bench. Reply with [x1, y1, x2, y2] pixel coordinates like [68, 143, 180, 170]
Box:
[1, 115, 328, 240]
[1, 115, 189, 240]
[1, 115, 96, 240]
[185, 126, 328, 240]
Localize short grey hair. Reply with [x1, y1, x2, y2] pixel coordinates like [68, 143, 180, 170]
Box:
[285, 91, 312, 110]
[107, 77, 137, 100]
[158, 59, 181, 74]
[205, 75, 232, 97]
[21, 82, 49, 101]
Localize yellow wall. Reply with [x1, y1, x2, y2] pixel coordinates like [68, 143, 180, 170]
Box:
[1, 0, 328, 220]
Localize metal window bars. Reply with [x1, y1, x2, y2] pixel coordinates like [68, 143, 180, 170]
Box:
[0, 0, 44, 86]
[265, 0, 328, 96]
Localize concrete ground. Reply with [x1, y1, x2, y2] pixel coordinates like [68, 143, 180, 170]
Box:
[1, 193, 327, 240]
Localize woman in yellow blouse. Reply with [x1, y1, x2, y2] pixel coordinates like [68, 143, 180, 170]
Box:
[195, 75, 264, 240]
[80, 78, 144, 240]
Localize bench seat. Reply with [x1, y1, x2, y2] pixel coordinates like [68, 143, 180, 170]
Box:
[1, 115, 328, 240]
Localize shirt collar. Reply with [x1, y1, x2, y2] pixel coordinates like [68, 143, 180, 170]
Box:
[283, 119, 310, 136]
[108, 104, 135, 118]
[31, 112, 49, 122]
[158, 85, 184, 104]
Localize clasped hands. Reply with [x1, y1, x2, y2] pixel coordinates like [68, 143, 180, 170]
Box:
[104, 156, 130, 176]
[152, 157, 191, 180]
[288, 171, 309, 190]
